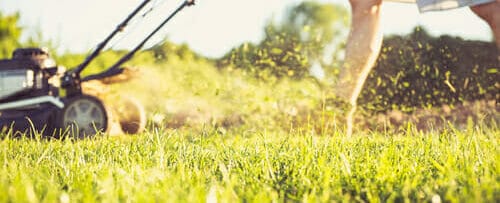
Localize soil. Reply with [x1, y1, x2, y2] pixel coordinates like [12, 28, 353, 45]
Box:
[366, 100, 498, 131]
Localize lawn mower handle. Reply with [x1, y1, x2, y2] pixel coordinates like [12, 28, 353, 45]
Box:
[62, 0, 195, 94]
[82, 0, 196, 82]
[74, 0, 153, 75]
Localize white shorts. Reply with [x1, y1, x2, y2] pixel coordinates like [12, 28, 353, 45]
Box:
[387, 0, 495, 12]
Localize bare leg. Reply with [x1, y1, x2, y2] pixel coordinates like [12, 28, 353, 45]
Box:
[337, 0, 384, 136]
[470, 1, 500, 50]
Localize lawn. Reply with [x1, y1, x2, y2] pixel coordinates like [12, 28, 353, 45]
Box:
[0, 123, 497, 202]
[0, 55, 498, 203]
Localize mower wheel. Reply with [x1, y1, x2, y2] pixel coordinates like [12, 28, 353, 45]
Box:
[57, 95, 108, 138]
[116, 96, 146, 134]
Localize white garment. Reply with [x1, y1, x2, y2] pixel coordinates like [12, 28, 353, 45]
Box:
[386, 0, 495, 12]
[418, 0, 494, 12]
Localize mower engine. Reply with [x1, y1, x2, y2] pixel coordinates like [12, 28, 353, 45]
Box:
[0, 48, 58, 101]
[0, 48, 65, 136]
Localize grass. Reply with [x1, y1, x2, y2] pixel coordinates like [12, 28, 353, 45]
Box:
[1, 51, 498, 202]
[0, 123, 498, 202]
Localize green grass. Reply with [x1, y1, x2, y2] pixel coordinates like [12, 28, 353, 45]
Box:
[1, 40, 499, 202]
[1, 55, 499, 202]
[0, 124, 498, 202]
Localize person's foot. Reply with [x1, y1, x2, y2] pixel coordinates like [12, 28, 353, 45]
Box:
[324, 93, 356, 137]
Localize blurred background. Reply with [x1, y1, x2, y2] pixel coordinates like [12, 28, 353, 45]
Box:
[0, 0, 497, 132]
[0, 0, 493, 57]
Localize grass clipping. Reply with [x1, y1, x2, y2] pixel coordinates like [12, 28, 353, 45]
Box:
[81, 56, 498, 135]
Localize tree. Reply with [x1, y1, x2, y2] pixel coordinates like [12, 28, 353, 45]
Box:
[0, 11, 22, 58]
[284, 1, 348, 61]
[218, 1, 348, 80]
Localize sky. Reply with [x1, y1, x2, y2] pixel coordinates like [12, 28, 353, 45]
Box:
[0, 0, 493, 58]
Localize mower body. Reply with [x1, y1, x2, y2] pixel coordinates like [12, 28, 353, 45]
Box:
[0, 0, 194, 137]
[0, 48, 63, 135]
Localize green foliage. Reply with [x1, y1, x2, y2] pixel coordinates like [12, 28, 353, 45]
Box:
[51, 39, 202, 77]
[0, 11, 21, 58]
[285, 1, 348, 60]
[148, 40, 200, 63]
[359, 27, 499, 113]
[218, 1, 348, 80]
[0, 11, 58, 60]
[0, 126, 498, 202]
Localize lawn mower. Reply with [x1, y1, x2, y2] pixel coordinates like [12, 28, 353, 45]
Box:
[0, 0, 195, 138]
